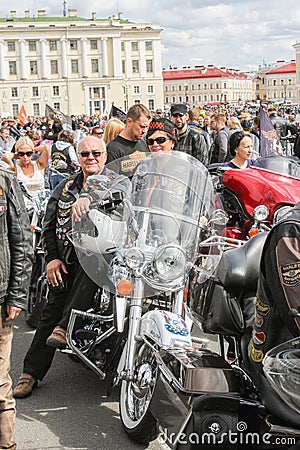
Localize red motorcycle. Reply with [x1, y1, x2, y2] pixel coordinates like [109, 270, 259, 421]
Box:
[211, 155, 300, 240]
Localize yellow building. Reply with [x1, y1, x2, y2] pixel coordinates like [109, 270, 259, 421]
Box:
[0, 9, 164, 117]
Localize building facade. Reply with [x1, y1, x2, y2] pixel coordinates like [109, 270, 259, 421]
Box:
[293, 41, 300, 105]
[0, 9, 164, 117]
[265, 61, 297, 105]
[162, 65, 254, 109]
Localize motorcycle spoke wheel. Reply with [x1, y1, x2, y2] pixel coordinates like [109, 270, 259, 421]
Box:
[119, 345, 158, 444]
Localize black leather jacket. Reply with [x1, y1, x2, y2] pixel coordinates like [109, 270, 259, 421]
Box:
[0, 168, 33, 309]
[43, 172, 84, 265]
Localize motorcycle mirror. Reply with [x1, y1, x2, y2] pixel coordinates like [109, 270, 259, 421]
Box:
[209, 209, 229, 226]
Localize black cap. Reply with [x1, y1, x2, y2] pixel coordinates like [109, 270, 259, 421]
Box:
[170, 103, 188, 115]
[156, 108, 163, 114]
[147, 118, 176, 136]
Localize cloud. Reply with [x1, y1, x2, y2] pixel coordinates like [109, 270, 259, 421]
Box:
[1, 0, 299, 71]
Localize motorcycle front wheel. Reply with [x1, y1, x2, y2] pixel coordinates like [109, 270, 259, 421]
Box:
[119, 343, 158, 444]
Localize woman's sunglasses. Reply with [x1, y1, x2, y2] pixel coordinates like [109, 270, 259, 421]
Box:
[146, 137, 169, 146]
[18, 151, 33, 157]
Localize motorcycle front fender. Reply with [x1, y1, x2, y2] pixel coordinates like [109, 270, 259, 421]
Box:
[140, 309, 192, 349]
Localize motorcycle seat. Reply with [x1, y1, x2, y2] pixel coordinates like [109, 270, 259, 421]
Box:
[217, 233, 267, 298]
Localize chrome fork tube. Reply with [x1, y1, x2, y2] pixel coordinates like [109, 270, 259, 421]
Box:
[172, 289, 184, 315]
[123, 277, 144, 380]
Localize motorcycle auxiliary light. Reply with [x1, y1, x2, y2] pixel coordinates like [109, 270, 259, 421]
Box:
[273, 205, 293, 224]
[153, 244, 186, 281]
[123, 248, 145, 269]
[253, 205, 269, 222]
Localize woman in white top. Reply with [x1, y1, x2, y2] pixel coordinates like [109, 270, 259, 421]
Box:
[2, 136, 50, 205]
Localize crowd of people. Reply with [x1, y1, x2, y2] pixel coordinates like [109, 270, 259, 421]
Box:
[1, 101, 300, 448]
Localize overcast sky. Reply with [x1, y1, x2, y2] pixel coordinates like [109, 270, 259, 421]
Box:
[2, 0, 300, 72]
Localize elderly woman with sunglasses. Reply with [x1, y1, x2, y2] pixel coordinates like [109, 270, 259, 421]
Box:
[146, 117, 177, 152]
[2, 136, 50, 207]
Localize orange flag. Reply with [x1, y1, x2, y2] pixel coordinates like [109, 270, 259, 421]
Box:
[18, 104, 28, 127]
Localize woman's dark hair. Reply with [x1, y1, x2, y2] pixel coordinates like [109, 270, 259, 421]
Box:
[229, 131, 251, 157]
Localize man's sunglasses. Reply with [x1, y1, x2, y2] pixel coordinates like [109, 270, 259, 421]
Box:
[172, 113, 184, 118]
[79, 151, 105, 158]
[93, 131, 103, 135]
[18, 151, 33, 157]
[146, 137, 169, 146]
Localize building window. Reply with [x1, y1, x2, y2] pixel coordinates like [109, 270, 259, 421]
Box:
[90, 40, 98, 50]
[70, 40, 78, 50]
[178, 85, 182, 91]
[89, 87, 101, 98]
[145, 41, 152, 51]
[179, 96, 182, 102]
[147, 85, 154, 94]
[204, 95, 208, 102]
[50, 60, 58, 74]
[172, 96, 176, 103]
[30, 61, 38, 75]
[122, 60, 126, 73]
[54, 102, 60, 110]
[148, 99, 154, 110]
[223, 83, 227, 89]
[71, 60, 79, 73]
[12, 104, 18, 116]
[165, 86, 168, 92]
[133, 86, 140, 94]
[165, 97, 169, 104]
[7, 41, 15, 52]
[146, 59, 153, 73]
[192, 95, 196, 103]
[131, 41, 138, 52]
[91, 59, 99, 73]
[132, 60, 139, 73]
[28, 41, 37, 51]
[49, 40, 57, 51]
[121, 41, 125, 52]
[198, 95, 202, 102]
[192, 84, 195, 91]
[9, 61, 17, 75]
[32, 87, 39, 97]
[273, 80, 277, 86]
[33, 103, 40, 116]
[198, 84, 201, 90]
[53, 86, 60, 96]
[11, 87, 18, 98]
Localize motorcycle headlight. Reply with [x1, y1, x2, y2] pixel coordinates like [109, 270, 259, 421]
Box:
[153, 244, 186, 281]
[123, 248, 145, 269]
[253, 205, 269, 221]
[263, 337, 300, 414]
[273, 206, 293, 225]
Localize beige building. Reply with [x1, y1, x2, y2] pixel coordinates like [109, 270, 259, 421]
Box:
[265, 60, 297, 105]
[162, 65, 254, 109]
[0, 9, 164, 117]
[293, 41, 300, 105]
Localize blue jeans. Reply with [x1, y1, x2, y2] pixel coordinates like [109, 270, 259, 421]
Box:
[49, 173, 67, 191]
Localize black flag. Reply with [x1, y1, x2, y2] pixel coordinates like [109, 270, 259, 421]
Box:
[45, 104, 72, 129]
[109, 104, 126, 121]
